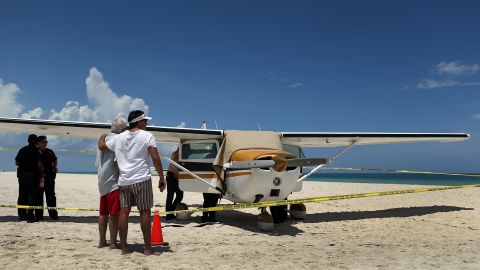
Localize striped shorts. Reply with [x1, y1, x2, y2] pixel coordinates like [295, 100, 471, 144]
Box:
[119, 179, 153, 211]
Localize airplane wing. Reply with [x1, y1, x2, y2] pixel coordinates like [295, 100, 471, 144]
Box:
[281, 132, 470, 147]
[0, 117, 222, 143]
[0, 117, 469, 146]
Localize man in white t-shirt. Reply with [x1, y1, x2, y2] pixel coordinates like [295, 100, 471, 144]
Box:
[98, 110, 167, 256]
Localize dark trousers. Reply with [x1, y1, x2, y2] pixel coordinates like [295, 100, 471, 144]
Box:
[165, 172, 183, 214]
[202, 193, 220, 222]
[35, 174, 58, 219]
[17, 173, 38, 220]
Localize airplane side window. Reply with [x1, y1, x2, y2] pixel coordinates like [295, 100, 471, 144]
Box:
[181, 142, 218, 160]
[283, 144, 304, 158]
[181, 144, 192, 160]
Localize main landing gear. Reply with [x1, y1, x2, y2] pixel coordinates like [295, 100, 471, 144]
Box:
[256, 203, 307, 231]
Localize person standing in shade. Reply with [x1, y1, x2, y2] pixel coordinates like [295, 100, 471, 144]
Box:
[165, 148, 183, 220]
[15, 134, 43, 223]
[98, 110, 167, 255]
[96, 118, 127, 249]
[36, 135, 59, 221]
[202, 192, 220, 222]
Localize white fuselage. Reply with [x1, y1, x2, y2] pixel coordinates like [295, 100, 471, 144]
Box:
[223, 168, 302, 203]
[178, 167, 302, 203]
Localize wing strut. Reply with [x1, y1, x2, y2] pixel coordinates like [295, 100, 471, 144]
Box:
[297, 140, 357, 182]
[160, 154, 221, 194]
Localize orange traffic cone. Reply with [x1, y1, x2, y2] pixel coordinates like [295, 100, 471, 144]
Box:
[151, 210, 168, 246]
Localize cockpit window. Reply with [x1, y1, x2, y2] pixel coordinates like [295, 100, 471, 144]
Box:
[283, 144, 305, 158]
[181, 142, 218, 160]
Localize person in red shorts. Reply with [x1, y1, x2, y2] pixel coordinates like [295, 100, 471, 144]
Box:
[95, 118, 127, 249]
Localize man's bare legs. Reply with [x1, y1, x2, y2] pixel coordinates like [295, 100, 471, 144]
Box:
[118, 207, 131, 255]
[99, 215, 119, 249]
[140, 209, 158, 255]
[108, 215, 119, 249]
[98, 215, 108, 248]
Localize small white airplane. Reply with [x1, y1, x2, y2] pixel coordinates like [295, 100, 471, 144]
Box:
[0, 117, 470, 229]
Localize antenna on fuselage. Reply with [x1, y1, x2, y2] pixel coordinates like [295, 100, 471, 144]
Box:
[214, 120, 219, 130]
[257, 122, 262, 131]
[200, 121, 207, 130]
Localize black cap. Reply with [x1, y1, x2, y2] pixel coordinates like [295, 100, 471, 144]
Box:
[28, 134, 38, 144]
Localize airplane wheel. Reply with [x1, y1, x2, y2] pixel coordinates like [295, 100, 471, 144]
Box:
[257, 212, 274, 231]
[289, 203, 306, 220]
[175, 203, 191, 220]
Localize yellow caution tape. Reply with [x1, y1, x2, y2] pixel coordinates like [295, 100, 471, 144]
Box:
[162, 183, 480, 215]
[2, 184, 478, 215]
[324, 167, 480, 177]
[0, 205, 99, 211]
[0, 147, 18, 151]
[0, 147, 95, 154]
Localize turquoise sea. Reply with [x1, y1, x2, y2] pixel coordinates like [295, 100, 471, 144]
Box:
[64, 171, 480, 186]
[308, 173, 480, 186]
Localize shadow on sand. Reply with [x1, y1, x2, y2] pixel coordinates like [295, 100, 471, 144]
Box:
[302, 205, 473, 223]
[0, 205, 473, 236]
[125, 243, 172, 255]
[163, 205, 473, 236]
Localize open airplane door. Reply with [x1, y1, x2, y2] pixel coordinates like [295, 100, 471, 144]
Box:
[176, 140, 221, 193]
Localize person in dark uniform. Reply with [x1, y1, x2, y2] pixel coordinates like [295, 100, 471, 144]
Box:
[36, 135, 59, 220]
[165, 148, 183, 220]
[15, 134, 43, 223]
[201, 193, 220, 222]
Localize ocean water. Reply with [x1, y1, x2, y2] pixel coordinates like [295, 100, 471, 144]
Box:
[64, 171, 480, 186]
[307, 173, 480, 186]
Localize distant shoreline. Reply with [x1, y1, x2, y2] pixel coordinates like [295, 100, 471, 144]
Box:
[3, 171, 477, 186]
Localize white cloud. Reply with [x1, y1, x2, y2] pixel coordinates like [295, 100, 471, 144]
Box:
[86, 67, 148, 122]
[1, 70, 189, 171]
[416, 79, 459, 89]
[14, 67, 149, 123]
[289, 83, 304, 88]
[436, 61, 480, 76]
[21, 107, 45, 119]
[472, 113, 480, 120]
[1, 68, 151, 150]
[0, 79, 23, 117]
[48, 101, 96, 122]
[462, 81, 480, 86]
[268, 70, 304, 88]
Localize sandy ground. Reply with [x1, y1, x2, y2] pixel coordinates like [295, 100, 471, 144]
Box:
[0, 172, 479, 269]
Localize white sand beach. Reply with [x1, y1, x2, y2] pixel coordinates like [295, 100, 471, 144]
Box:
[0, 172, 479, 269]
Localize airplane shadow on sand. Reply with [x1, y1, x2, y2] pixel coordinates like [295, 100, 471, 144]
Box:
[302, 205, 474, 223]
[0, 205, 473, 237]
[164, 205, 474, 236]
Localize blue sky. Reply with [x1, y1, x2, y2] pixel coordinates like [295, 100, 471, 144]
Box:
[1, 0, 479, 172]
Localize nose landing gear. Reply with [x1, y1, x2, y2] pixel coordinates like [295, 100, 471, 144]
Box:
[257, 208, 274, 231]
